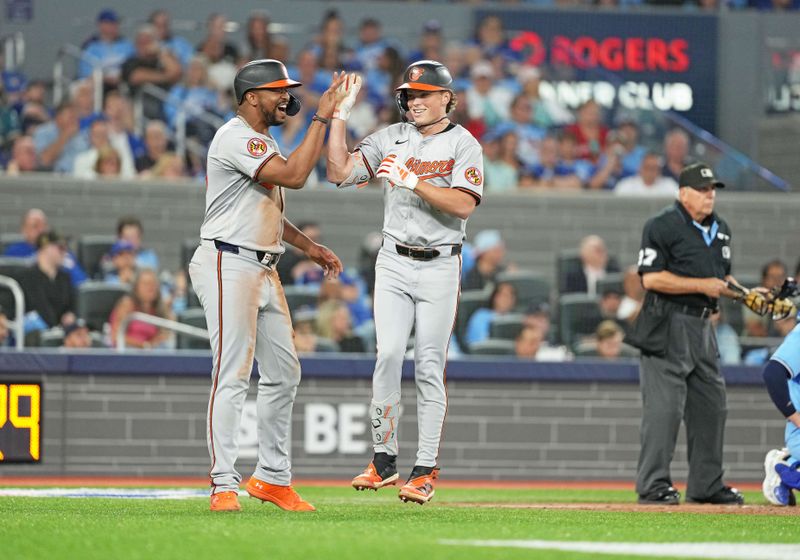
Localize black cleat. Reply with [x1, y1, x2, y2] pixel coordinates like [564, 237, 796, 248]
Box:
[687, 486, 745, 505]
[637, 486, 681, 505]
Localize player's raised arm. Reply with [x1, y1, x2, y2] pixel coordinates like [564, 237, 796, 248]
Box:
[232, 61, 346, 189]
[327, 74, 369, 187]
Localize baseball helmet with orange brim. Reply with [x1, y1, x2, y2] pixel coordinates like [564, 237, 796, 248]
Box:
[234, 59, 302, 115]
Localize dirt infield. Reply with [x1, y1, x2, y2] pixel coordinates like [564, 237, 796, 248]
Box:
[0, 476, 762, 492]
[447, 502, 796, 515]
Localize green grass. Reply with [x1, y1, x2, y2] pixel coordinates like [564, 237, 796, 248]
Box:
[1, 487, 798, 560]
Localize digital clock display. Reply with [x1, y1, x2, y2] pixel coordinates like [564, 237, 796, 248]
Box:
[0, 382, 42, 463]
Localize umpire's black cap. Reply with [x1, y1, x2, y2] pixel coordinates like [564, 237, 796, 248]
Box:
[679, 162, 725, 190]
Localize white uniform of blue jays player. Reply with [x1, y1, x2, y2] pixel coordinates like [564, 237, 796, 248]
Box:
[188, 59, 346, 512]
[326, 61, 484, 504]
[762, 291, 800, 506]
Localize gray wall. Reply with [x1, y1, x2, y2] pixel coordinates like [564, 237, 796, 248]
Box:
[0, 372, 783, 481]
[1, 176, 798, 284]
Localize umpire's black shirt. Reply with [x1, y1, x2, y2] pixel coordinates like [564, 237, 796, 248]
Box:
[637, 201, 731, 309]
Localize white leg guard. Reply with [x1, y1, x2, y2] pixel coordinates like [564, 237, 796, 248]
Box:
[371, 393, 400, 456]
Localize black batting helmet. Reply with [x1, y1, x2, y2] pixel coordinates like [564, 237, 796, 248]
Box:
[395, 60, 456, 114]
[234, 59, 302, 115]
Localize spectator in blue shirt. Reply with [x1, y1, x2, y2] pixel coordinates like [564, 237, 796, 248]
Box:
[521, 135, 583, 190]
[466, 281, 517, 347]
[353, 18, 389, 73]
[165, 55, 227, 144]
[4, 208, 87, 286]
[408, 20, 444, 63]
[116, 216, 159, 272]
[614, 114, 647, 178]
[149, 10, 195, 69]
[32, 102, 89, 174]
[79, 9, 135, 89]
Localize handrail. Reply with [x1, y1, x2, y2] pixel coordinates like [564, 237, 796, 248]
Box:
[0, 275, 25, 350]
[136, 83, 225, 163]
[53, 43, 103, 112]
[2, 32, 24, 71]
[116, 311, 209, 352]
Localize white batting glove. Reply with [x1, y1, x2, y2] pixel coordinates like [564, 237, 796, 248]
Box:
[375, 154, 418, 191]
[333, 73, 362, 121]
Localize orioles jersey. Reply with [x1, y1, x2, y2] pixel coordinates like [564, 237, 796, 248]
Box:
[200, 116, 286, 254]
[356, 122, 483, 247]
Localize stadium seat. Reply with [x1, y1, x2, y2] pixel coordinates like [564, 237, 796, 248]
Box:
[76, 282, 129, 332]
[314, 337, 339, 353]
[596, 273, 624, 296]
[0, 232, 25, 254]
[468, 339, 516, 356]
[38, 329, 65, 348]
[455, 288, 491, 352]
[0, 256, 32, 280]
[283, 285, 319, 314]
[489, 313, 526, 341]
[77, 235, 117, 279]
[557, 293, 603, 349]
[176, 308, 208, 350]
[556, 249, 581, 294]
[495, 269, 550, 310]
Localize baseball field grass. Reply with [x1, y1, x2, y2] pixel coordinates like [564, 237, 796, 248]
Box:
[1, 486, 799, 560]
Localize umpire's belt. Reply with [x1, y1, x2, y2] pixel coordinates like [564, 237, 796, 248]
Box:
[383, 239, 461, 261]
[653, 294, 716, 319]
[203, 239, 280, 267]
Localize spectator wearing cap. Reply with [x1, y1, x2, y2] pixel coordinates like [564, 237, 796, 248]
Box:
[408, 20, 444, 63]
[62, 319, 94, 349]
[463, 229, 511, 292]
[104, 240, 137, 285]
[465, 281, 516, 347]
[79, 9, 136, 88]
[466, 60, 513, 130]
[116, 217, 159, 272]
[32, 101, 89, 174]
[565, 235, 620, 296]
[18, 231, 77, 330]
[614, 152, 678, 197]
[149, 10, 195, 69]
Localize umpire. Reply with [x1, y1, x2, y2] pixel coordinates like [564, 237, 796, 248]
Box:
[629, 162, 744, 506]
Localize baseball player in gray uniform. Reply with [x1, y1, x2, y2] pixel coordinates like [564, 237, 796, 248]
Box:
[326, 61, 484, 504]
[189, 59, 346, 512]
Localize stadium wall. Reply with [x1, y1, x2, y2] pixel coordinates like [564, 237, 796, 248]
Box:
[0, 352, 783, 481]
[1, 176, 797, 282]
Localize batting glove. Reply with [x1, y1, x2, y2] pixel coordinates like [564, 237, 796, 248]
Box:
[771, 297, 797, 321]
[333, 73, 362, 121]
[743, 290, 770, 316]
[375, 154, 418, 191]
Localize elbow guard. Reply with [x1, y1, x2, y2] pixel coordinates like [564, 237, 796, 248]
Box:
[336, 152, 371, 189]
[763, 360, 797, 418]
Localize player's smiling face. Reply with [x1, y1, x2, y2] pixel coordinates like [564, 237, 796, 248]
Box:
[250, 88, 291, 127]
[406, 90, 449, 126]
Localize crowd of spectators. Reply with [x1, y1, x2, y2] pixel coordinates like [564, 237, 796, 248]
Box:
[0, 7, 753, 194]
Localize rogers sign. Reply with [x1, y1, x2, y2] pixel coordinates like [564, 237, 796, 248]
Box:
[481, 9, 719, 131]
[509, 32, 690, 73]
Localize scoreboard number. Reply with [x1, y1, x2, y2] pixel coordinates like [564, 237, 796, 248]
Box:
[0, 383, 42, 463]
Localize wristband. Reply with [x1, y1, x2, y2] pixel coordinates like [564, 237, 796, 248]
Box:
[312, 114, 330, 126]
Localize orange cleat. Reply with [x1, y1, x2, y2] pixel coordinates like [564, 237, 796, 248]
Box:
[398, 467, 439, 505]
[246, 477, 316, 512]
[352, 462, 399, 491]
[210, 491, 241, 512]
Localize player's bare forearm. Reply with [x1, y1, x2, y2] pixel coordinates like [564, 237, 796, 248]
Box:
[789, 412, 800, 429]
[326, 119, 353, 183]
[282, 219, 313, 252]
[414, 183, 477, 220]
[258, 121, 327, 189]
